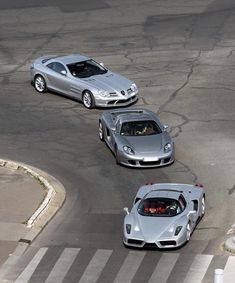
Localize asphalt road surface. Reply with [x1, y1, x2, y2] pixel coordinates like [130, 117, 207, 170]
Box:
[0, 0, 235, 282]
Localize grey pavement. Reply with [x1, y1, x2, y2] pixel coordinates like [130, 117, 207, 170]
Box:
[0, 160, 66, 271]
[0, 165, 44, 266]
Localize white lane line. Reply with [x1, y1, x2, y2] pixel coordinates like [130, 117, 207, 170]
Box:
[223, 256, 235, 283]
[78, 249, 112, 283]
[148, 253, 179, 283]
[45, 248, 80, 283]
[183, 254, 213, 283]
[15, 247, 48, 283]
[114, 251, 146, 283]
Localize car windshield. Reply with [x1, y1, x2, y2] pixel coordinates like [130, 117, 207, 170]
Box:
[67, 59, 107, 78]
[138, 198, 182, 217]
[120, 120, 161, 136]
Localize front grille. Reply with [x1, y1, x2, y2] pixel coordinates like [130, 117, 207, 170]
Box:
[107, 100, 116, 105]
[164, 157, 171, 163]
[116, 97, 133, 104]
[139, 160, 161, 166]
[128, 239, 143, 245]
[128, 160, 136, 166]
[107, 95, 137, 105]
[159, 241, 176, 246]
[144, 243, 157, 248]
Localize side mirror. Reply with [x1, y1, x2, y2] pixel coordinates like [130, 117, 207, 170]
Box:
[163, 124, 169, 131]
[60, 70, 67, 76]
[123, 207, 129, 215]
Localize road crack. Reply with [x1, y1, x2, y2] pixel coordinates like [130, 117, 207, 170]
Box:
[157, 50, 201, 115]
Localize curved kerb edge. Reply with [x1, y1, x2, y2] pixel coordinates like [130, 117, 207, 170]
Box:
[0, 158, 66, 244]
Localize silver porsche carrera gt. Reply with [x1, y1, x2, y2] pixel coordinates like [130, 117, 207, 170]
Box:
[99, 108, 174, 167]
[123, 183, 205, 249]
[30, 54, 138, 109]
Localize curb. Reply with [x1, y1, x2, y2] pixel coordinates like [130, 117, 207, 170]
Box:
[0, 159, 66, 280]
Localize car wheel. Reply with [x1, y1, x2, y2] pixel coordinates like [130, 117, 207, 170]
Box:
[34, 75, 47, 93]
[186, 222, 191, 241]
[201, 196, 206, 217]
[99, 121, 104, 141]
[82, 91, 95, 109]
[115, 145, 119, 165]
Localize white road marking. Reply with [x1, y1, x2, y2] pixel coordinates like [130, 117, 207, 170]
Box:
[15, 247, 48, 283]
[148, 253, 179, 283]
[223, 256, 235, 283]
[114, 250, 146, 283]
[45, 248, 80, 283]
[183, 254, 213, 283]
[78, 249, 112, 283]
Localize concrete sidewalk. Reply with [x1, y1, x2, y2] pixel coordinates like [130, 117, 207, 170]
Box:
[0, 165, 45, 266]
[0, 160, 66, 272]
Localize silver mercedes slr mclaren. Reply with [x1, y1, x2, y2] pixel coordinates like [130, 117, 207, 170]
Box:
[30, 54, 138, 109]
[99, 108, 174, 167]
[123, 183, 205, 249]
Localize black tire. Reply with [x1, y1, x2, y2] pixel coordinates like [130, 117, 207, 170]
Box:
[98, 121, 104, 141]
[115, 145, 120, 165]
[34, 75, 47, 93]
[82, 90, 95, 109]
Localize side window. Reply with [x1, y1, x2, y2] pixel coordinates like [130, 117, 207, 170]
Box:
[178, 194, 186, 211]
[47, 62, 66, 74]
[116, 120, 121, 133]
[47, 62, 54, 70]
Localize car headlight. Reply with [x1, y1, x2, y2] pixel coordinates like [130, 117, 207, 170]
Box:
[164, 143, 172, 153]
[98, 90, 110, 97]
[123, 145, 135, 155]
[175, 226, 183, 236]
[126, 224, 131, 234]
[130, 83, 137, 92]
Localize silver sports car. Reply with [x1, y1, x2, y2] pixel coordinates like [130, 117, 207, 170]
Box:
[123, 183, 205, 249]
[30, 54, 138, 109]
[99, 108, 174, 167]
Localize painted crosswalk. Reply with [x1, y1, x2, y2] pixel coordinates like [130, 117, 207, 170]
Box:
[45, 248, 80, 283]
[114, 251, 146, 283]
[1, 247, 234, 283]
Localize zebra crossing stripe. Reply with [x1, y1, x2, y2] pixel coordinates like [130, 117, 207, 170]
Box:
[223, 256, 235, 283]
[45, 248, 80, 283]
[78, 249, 112, 283]
[183, 254, 213, 283]
[15, 247, 48, 283]
[113, 250, 146, 283]
[148, 253, 179, 283]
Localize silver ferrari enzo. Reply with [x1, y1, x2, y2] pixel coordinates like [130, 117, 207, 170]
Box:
[30, 54, 138, 109]
[123, 183, 205, 249]
[99, 108, 174, 167]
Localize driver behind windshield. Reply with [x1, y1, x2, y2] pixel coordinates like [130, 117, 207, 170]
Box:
[67, 60, 107, 78]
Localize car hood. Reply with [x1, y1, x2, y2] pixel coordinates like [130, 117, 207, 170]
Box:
[137, 213, 176, 242]
[82, 71, 132, 92]
[122, 135, 163, 153]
